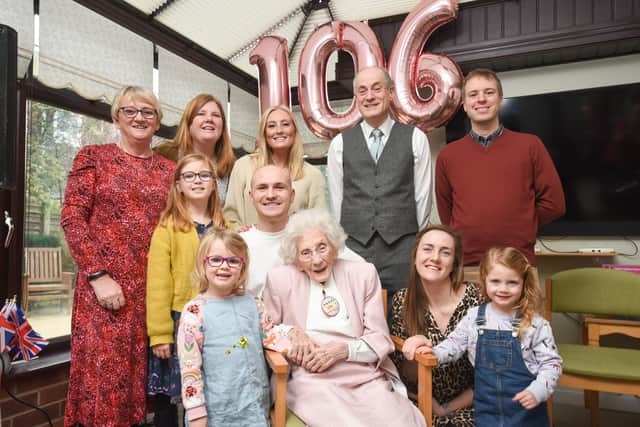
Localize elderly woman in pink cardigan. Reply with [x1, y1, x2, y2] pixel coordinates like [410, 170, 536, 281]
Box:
[263, 208, 425, 427]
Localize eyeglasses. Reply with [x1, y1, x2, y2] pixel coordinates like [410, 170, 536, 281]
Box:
[204, 255, 244, 269]
[180, 171, 214, 182]
[298, 243, 330, 262]
[119, 106, 157, 119]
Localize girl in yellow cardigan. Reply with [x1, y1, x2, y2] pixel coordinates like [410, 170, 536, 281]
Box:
[146, 153, 226, 427]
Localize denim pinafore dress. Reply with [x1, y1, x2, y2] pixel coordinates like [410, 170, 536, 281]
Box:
[473, 304, 550, 427]
[192, 294, 270, 426]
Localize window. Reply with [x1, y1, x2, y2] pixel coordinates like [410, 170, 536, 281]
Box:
[23, 100, 119, 339]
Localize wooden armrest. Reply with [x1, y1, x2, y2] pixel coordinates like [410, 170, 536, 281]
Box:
[391, 335, 438, 367]
[265, 349, 288, 427]
[585, 317, 640, 327]
[265, 349, 289, 375]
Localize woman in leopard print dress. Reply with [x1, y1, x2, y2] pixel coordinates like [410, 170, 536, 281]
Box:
[391, 225, 482, 427]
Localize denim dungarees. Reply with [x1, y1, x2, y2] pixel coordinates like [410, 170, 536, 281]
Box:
[473, 304, 550, 427]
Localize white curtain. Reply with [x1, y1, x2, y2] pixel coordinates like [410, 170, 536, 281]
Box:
[0, 0, 259, 145]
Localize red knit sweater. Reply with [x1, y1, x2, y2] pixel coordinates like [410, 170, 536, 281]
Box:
[436, 129, 565, 265]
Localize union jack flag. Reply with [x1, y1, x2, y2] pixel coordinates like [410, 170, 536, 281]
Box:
[5, 302, 48, 361]
[0, 302, 16, 353]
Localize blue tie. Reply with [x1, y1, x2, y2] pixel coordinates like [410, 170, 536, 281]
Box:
[369, 128, 383, 162]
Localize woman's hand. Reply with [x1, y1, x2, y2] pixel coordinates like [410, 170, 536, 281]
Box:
[287, 328, 317, 366]
[90, 275, 126, 311]
[152, 343, 172, 359]
[188, 417, 207, 427]
[513, 390, 539, 409]
[432, 399, 446, 417]
[402, 335, 431, 360]
[302, 342, 349, 373]
[236, 223, 254, 233]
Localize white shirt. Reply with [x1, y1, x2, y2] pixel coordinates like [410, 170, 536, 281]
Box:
[327, 117, 432, 229]
[241, 227, 287, 298]
[305, 273, 407, 394]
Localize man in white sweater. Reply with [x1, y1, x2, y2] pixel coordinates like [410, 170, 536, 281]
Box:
[241, 165, 294, 297]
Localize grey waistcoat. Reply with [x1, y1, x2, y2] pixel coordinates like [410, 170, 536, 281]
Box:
[340, 122, 418, 245]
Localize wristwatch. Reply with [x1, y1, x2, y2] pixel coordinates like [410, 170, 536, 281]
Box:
[87, 270, 109, 282]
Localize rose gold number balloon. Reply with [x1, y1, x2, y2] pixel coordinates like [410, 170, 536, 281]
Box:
[388, 0, 463, 132]
[250, 36, 291, 116]
[298, 21, 385, 139]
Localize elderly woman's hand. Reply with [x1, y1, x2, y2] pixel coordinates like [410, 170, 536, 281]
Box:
[90, 275, 126, 311]
[402, 335, 431, 360]
[302, 342, 349, 373]
[287, 328, 317, 366]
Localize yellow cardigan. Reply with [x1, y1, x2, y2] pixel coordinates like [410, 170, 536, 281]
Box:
[146, 216, 200, 346]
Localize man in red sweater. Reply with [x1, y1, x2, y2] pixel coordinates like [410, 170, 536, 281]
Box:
[436, 68, 565, 267]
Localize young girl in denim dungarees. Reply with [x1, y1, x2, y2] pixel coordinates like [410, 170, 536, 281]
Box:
[421, 247, 563, 427]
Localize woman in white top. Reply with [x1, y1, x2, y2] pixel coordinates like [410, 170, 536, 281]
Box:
[223, 105, 325, 228]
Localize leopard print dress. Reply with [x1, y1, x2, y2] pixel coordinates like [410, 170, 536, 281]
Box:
[391, 283, 482, 427]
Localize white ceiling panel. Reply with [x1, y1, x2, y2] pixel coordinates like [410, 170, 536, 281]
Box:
[118, 0, 436, 83]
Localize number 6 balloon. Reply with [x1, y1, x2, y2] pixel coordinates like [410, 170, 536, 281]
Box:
[388, 0, 463, 132]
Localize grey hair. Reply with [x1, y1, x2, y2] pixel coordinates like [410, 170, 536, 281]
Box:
[279, 208, 347, 264]
[353, 66, 395, 93]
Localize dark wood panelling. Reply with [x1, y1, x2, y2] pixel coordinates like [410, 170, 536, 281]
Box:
[455, 8, 472, 45]
[557, 0, 576, 28]
[470, 7, 487, 43]
[539, 0, 557, 32]
[503, 1, 521, 37]
[365, 0, 640, 76]
[576, 0, 595, 25]
[521, 0, 539, 34]
[594, 0, 614, 23]
[615, 0, 634, 20]
[486, 4, 503, 40]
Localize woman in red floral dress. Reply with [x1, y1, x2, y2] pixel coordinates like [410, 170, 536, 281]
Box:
[61, 86, 174, 427]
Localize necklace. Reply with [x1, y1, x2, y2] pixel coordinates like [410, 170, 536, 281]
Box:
[320, 284, 340, 317]
[118, 141, 155, 172]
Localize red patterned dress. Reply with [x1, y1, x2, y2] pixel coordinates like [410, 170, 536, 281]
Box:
[61, 144, 174, 427]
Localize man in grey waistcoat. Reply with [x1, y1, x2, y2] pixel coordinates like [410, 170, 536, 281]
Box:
[327, 66, 432, 303]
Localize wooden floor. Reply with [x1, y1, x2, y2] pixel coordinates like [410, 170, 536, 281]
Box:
[552, 389, 640, 427]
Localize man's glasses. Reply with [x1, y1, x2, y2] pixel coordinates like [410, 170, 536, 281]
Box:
[298, 243, 330, 262]
[204, 255, 244, 269]
[180, 171, 214, 182]
[119, 106, 157, 119]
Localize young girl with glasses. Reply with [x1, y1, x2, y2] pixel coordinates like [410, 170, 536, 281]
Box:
[177, 229, 290, 426]
[416, 247, 563, 427]
[146, 153, 226, 427]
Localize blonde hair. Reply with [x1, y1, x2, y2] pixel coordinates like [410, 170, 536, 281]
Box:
[251, 105, 305, 181]
[403, 225, 465, 336]
[463, 68, 503, 98]
[159, 153, 225, 232]
[479, 247, 542, 337]
[173, 94, 235, 178]
[192, 229, 249, 295]
[111, 86, 163, 122]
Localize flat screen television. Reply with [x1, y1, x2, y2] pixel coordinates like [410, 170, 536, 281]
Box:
[445, 82, 640, 236]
